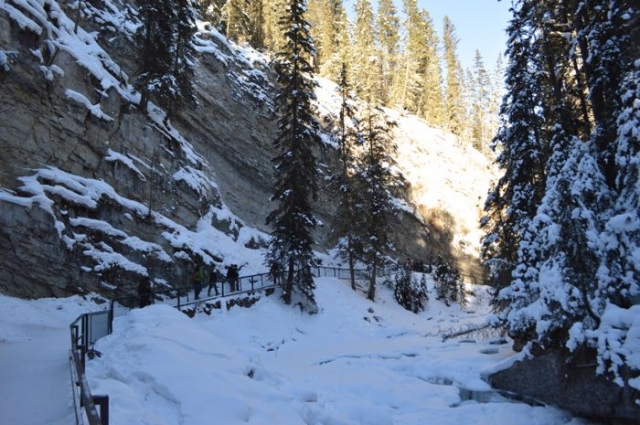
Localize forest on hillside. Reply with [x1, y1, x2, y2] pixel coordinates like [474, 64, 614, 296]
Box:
[197, 0, 504, 154]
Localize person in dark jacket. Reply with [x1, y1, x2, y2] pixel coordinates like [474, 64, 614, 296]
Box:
[226, 264, 239, 292]
[138, 276, 153, 308]
[192, 259, 205, 300]
[208, 264, 220, 296]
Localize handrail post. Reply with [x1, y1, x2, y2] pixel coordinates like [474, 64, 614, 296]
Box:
[94, 395, 109, 425]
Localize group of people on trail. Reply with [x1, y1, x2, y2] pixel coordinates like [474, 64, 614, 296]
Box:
[192, 259, 244, 299]
[137, 257, 247, 307]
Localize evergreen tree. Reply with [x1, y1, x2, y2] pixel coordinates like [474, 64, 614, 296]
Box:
[503, 133, 610, 353]
[470, 50, 491, 153]
[393, 0, 425, 113]
[418, 9, 445, 127]
[265, 0, 320, 312]
[434, 256, 466, 306]
[352, 0, 382, 104]
[376, 0, 400, 106]
[263, 0, 287, 52]
[223, 0, 249, 43]
[332, 63, 365, 291]
[307, 0, 343, 76]
[199, 0, 226, 27]
[442, 16, 464, 136]
[247, 0, 265, 48]
[359, 105, 397, 301]
[487, 54, 505, 146]
[135, 0, 197, 122]
[173, 0, 198, 110]
[135, 0, 175, 110]
[481, 1, 549, 312]
[394, 264, 428, 313]
[324, 4, 351, 81]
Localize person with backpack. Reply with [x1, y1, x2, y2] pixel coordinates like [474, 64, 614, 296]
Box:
[192, 258, 205, 300]
[207, 264, 220, 296]
[226, 264, 239, 292]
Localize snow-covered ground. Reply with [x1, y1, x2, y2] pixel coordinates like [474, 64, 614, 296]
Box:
[0, 277, 597, 425]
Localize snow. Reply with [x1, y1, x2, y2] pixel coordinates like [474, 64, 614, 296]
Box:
[0, 278, 596, 425]
[104, 149, 147, 181]
[65, 89, 114, 121]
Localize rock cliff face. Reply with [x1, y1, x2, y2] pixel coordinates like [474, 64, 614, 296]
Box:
[489, 351, 640, 424]
[0, 1, 493, 300]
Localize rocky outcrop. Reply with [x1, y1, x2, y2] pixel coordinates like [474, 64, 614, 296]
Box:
[0, 1, 491, 300]
[489, 351, 640, 424]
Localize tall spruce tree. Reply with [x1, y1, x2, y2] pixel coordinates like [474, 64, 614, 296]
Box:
[353, 0, 382, 104]
[394, 0, 425, 113]
[332, 63, 365, 291]
[481, 0, 550, 312]
[470, 50, 490, 153]
[442, 16, 464, 136]
[263, 0, 287, 52]
[135, 0, 197, 122]
[418, 9, 445, 127]
[376, 0, 400, 106]
[265, 0, 320, 312]
[359, 106, 397, 301]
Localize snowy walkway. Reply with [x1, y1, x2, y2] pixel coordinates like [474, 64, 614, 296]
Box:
[0, 295, 96, 425]
[0, 324, 75, 425]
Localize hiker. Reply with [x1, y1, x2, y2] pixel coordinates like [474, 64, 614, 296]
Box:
[138, 275, 153, 308]
[207, 264, 220, 296]
[226, 264, 239, 292]
[192, 259, 205, 299]
[270, 262, 281, 286]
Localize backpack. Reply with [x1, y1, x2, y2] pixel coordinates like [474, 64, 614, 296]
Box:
[192, 267, 203, 282]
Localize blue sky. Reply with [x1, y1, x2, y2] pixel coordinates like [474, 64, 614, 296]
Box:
[418, 0, 511, 69]
[344, 0, 513, 70]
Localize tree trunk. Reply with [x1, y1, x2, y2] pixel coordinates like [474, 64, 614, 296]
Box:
[367, 260, 377, 301]
[284, 256, 295, 305]
[348, 236, 356, 291]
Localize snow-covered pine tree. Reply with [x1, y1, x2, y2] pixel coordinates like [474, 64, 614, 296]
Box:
[501, 130, 611, 354]
[481, 1, 549, 312]
[265, 0, 320, 313]
[582, 1, 640, 380]
[135, 0, 197, 122]
[470, 50, 490, 154]
[394, 264, 428, 313]
[434, 257, 465, 307]
[172, 0, 198, 114]
[359, 106, 397, 301]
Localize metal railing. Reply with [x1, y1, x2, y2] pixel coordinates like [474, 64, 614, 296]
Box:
[70, 310, 112, 425]
[109, 272, 279, 316]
